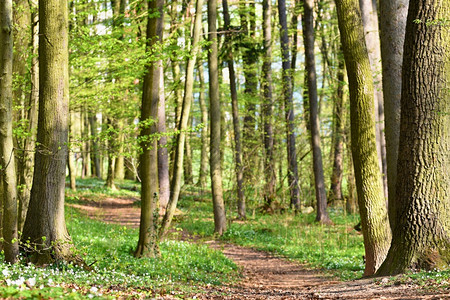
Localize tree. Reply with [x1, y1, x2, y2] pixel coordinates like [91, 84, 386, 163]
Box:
[135, 0, 165, 258]
[223, 0, 245, 219]
[302, 0, 331, 224]
[196, 61, 209, 190]
[377, 0, 449, 275]
[208, 0, 227, 234]
[334, 0, 391, 275]
[262, 0, 276, 206]
[159, 0, 203, 238]
[21, 0, 77, 264]
[278, 0, 300, 209]
[0, 0, 19, 263]
[378, 0, 408, 230]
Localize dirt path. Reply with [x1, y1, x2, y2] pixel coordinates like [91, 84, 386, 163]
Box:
[71, 197, 450, 299]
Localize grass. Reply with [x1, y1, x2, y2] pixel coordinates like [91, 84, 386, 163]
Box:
[178, 188, 365, 280]
[0, 179, 239, 299]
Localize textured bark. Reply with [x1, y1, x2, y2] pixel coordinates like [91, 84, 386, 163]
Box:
[223, 0, 245, 219]
[159, 0, 203, 239]
[377, 0, 449, 275]
[262, 0, 276, 206]
[0, 0, 19, 263]
[359, 0, 388, 201]
[378, 0, 408, 231]
[302, 0, 331, 224]
[208, 0, 227, 235]
[135, 0, 165, 258]
[22, 0, 76, 264]
[196, 62, 208, 189]
[335, 0, 391, 275]
[278, 0, 300, 208]
[114, 120, 125, 180]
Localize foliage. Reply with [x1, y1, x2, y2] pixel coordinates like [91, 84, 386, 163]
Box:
[0, 181, 239, 299]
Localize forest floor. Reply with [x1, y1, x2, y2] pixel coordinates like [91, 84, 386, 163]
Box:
[70, 196, 450, 299]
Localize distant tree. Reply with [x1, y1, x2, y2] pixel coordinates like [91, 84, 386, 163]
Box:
[377, 0, 449, 275]
[208, 0, 227, 234]
[135, 0, 165, 257]
[0, 0, 19, 264]
[278, 0, 300, 208]
[22, 0, 78, 264]
[302, 0, 331, 224]
[378, 0, 408, 230]
[334, 0, 391, 275]
[196, 61, 209, 190]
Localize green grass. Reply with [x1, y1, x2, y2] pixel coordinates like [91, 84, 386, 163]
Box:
[0, 180, 239, 299]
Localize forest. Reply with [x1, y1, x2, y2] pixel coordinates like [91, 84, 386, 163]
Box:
[0, 0, 449, 298]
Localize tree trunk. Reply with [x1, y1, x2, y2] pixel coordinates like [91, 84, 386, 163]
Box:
[114, 120, 125, 180]
[183, 117, 194, 185]
[377, 0, 449, 275]
[196, 61, 208, 189]
[378, 0, 408, 231]
[302, 0, 331, 224]
[334, 0, 391, 275]
[208, 0, 227, 235]
[223, 0, 245, 219]
[159, 0, 203, 239]
[262, 0, 276, 206]
[89, 114, 101, 179]
[22, 0, 77, 264]
[105, 118, 117, 190]
[135, 0, 165, 258]
[278, 0, 300, 209]
[0, 0, 19, 263]
[17, 0, 39, 232]
[359, 0, 388, 201]
[67, 114, 77, 191]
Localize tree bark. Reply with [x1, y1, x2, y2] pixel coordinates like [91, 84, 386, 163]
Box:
[0, 0, 19, 263]
[334, 0, 391, 275]
[22, 0, 77, 264]
[159, 0, 203, 239]
[223, 0, 245, 219]
[135, 0, 165, 258]
[208, 0, 227, 235]
[378, 0, 408, 231]
[377, 0, 449, 275]
[196, 61, 209, 189]
[302, 0, 331, 224]
[88, 114, 101, 179]
[278, 0, 300, 209]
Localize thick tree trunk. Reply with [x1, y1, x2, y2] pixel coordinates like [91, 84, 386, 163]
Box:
[378, 0, 408, 231]
[135, 0, 165, 258]
[223, 0, 245, 219]
[278, 0, 300, 208]
[22, 0, 77, 264]
[159, 0, 203, 239]
[262, 0, 276, 206]
[334, 0, 391, 275]
[208, 0, 227, 235]
[377, 0, 449, 275]
[302, 0, 331, 224]
[0, 0, 19, 263]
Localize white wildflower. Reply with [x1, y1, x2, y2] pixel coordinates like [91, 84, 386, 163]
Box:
[2, 269, 10, 277]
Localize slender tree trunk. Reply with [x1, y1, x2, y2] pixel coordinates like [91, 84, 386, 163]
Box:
[378, 0, 408, 231]
[359, 0, 388, 201]
[22, 0, 78, 264]
[183, 117, 194, 185]
[0, 0, 19, 263]
[334, 0, 391, 275]
[67, 114, 77, 191]
[278, 0, 300, 208]
[302, 0, 331, 224]
[135, 0, 165, 258]
[17, 0, 39, 232]
[114, 120, 125, 180]
[159, 0, 203, 239]
[223, 0, 245, 219]
[377, 0, 449, 275]
[208, 0, 227, 235]
[89, 114, 101, 179]
[105, 118, 117, 190]
[262, 0, 276, 206]
[196, 62, 209, 189]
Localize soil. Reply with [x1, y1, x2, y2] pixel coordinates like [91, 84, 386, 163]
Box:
[70, 197, 450, 299]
